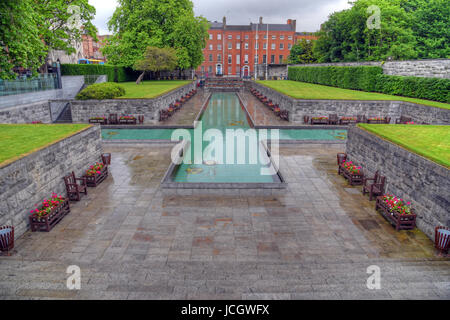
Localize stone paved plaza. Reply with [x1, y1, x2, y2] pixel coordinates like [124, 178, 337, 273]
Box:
[0, 143, 449, 300]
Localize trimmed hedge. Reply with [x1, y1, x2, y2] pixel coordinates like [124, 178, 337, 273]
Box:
[288, 66, 450, 103]
[75, 82, 125, 100]
[288, 66, 383, 91]
[375, 75, 450, 103]
[61, 64, 138, 83]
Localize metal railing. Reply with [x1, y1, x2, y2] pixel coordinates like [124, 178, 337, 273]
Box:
[0, 74, 58, 97]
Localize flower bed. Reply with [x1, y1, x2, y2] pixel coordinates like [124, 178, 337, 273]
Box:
[119, 115, 136, 124]
[29, 193, 70, 232]
[339, 161, 364, 185]
[84, 162, 108, 187]
[89, 116, 107, 124]
[311, 117, 329, 125]
[367, 117, 387, 124]
[375, 195, 416, 230]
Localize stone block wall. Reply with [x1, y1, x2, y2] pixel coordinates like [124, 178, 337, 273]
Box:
[248, 82, 450, 125]
[0, 126, 103, 237]
[290, 59, 450, 79]
[346, 126, 450, 240]
[70, 82, 196, 124]
[0, 101, 52, 124]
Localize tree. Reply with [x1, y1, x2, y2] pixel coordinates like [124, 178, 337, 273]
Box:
[0, 0, 47, 79]
[288, 39, 317, 64]
[102, 0, 209, 71]
[33, 0, 98, 56]
[134, 47, 178, 84]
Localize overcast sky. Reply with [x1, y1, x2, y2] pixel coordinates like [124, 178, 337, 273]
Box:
[89, 0, 351, 35]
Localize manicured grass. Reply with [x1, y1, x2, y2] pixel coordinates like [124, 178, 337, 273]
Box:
[0, 124, 91, 167]
[118, 80, 192, 99]
[358, 124, 450, 168]
[258, 80, 450, 110]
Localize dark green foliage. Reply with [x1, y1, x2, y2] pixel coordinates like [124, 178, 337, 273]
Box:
[60, 64, 138, 82]
[288, 66, 383, 91]
[375, 75, 450, 103]
[75, 82, 126, 100]
[288, 66, 450, 103]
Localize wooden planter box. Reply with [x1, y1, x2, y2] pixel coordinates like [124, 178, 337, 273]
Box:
[89, 118, 107, 125]
[119, 118, 137, 125]
[85, 165, 108, 187]
[375, 197, 416, 231]
[311, 118, 329, 125]
[340, 119, 357, 125]
[367, 119, 386, 124]
[30, 199, 70, 232]
[0, 226, 14, 255]
[340, 165, 364, 185]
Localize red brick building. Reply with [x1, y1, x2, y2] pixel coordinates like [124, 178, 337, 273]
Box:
[196, 17, 317, 78]
[82, 34, 110, 62]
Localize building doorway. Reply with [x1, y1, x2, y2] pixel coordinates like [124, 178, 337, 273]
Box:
[216, 64, 222, 76]
[243, 66, 249, 79]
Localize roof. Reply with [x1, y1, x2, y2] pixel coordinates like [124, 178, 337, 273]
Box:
[251, 24, 295, 32]
[208, 21, 295, 32]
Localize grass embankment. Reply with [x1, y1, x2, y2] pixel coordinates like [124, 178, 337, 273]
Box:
[258, 80, 450, 110]
[358, 124, 450, 168]
[0, 124, 91, 167]
[118, 80, 192, 99]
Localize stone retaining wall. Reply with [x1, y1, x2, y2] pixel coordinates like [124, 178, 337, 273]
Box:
[70, 82, 196, 124]
[290, 59, 450, 79]
[0, 125, 102, 238]
[248, 82, 450, 125]
[0, 101, 52, 124]
[346, 126, 450, 240]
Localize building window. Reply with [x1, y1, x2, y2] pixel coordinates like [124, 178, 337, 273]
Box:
[272, 35, 276, 40]
[244, 54, 248, 63]
[209, 54, 213, 62]
[255, 43, 259, 49]
[218, 54, 221, 62]
[217, 44, 222, 50]
[280, 43, 284, 50]
[279, 55, 284, 63]
[264, 35, 267, 40]
[209, 44, 213, 50]
[244, 43, 249, 50]
[245, 35, 249, 39]
[270, 55, 275, 63]
[217, 34, 222, 40]
[255, 35, 259, 40]
[263, 55, 267, 64]
[254, 55, 259, 63]
[288, 36, 293, 40]
[288, 43, 292, 50]
[271, 43, 275, 50]
[201, 66, 205, 72]
[228, 55, 232, 64]
[228, 35, 232, 40]
[263, 43, 267, 50]
[237, 35, 240, 40]
[209, 34, 213, 40]
[228, 66, 232, 74]
[228, 42, 232, 50]
[236, 55, 240, 64]
[280, 35, 284, 40]
[208, 66, 213, 73]
[236, 43, 240, 50]
[236, 66, 240, 75]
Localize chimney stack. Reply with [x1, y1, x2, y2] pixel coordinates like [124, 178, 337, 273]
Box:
[223, 16, 226, 26]
[259, 17, 263, 24]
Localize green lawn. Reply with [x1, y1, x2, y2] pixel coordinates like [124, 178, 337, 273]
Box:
[118, 80, 192, 99]
[358, 124, 450, 168]
[257, 80, 450, 110]
[0, 124, 90, 167]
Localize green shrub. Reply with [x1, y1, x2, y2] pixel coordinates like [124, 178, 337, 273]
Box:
[375, 75, 450, 103]
[61, 64, 138, 83]
[288, 65, 450, 103]
[76, 82, 126, 100]
[288, 66, 383, 92]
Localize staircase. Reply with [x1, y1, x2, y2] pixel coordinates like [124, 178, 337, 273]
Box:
[54, 102, 73, 123]
[205, 77, 244, 91]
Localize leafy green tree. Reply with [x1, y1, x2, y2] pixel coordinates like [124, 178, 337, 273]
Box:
[0, 0, 47, 79]
[134, 47, 178, 84]
[288, 39, 317, 64]
[102, 0, 209, 71]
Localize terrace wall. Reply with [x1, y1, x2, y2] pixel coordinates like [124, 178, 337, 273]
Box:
[0, 101, 52, 124]
[290, 59, 450, 79]
[346, 126, 450, 240]
[248, 82, 450, 125]
[0, 126, 102, 238]
[70, 82, 196, 124]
